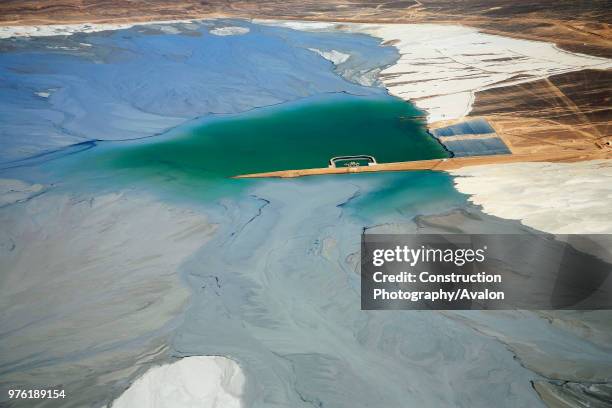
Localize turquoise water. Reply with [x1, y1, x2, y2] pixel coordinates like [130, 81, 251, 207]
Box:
[338, 171, 464, 221]
[51, 94, 448, 202]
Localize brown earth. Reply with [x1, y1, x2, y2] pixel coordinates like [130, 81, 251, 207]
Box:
[466, 69, 611, 156]
[0, 1, 610, 57]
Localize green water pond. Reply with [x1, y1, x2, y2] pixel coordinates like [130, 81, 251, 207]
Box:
[93, 95, 448, 178]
